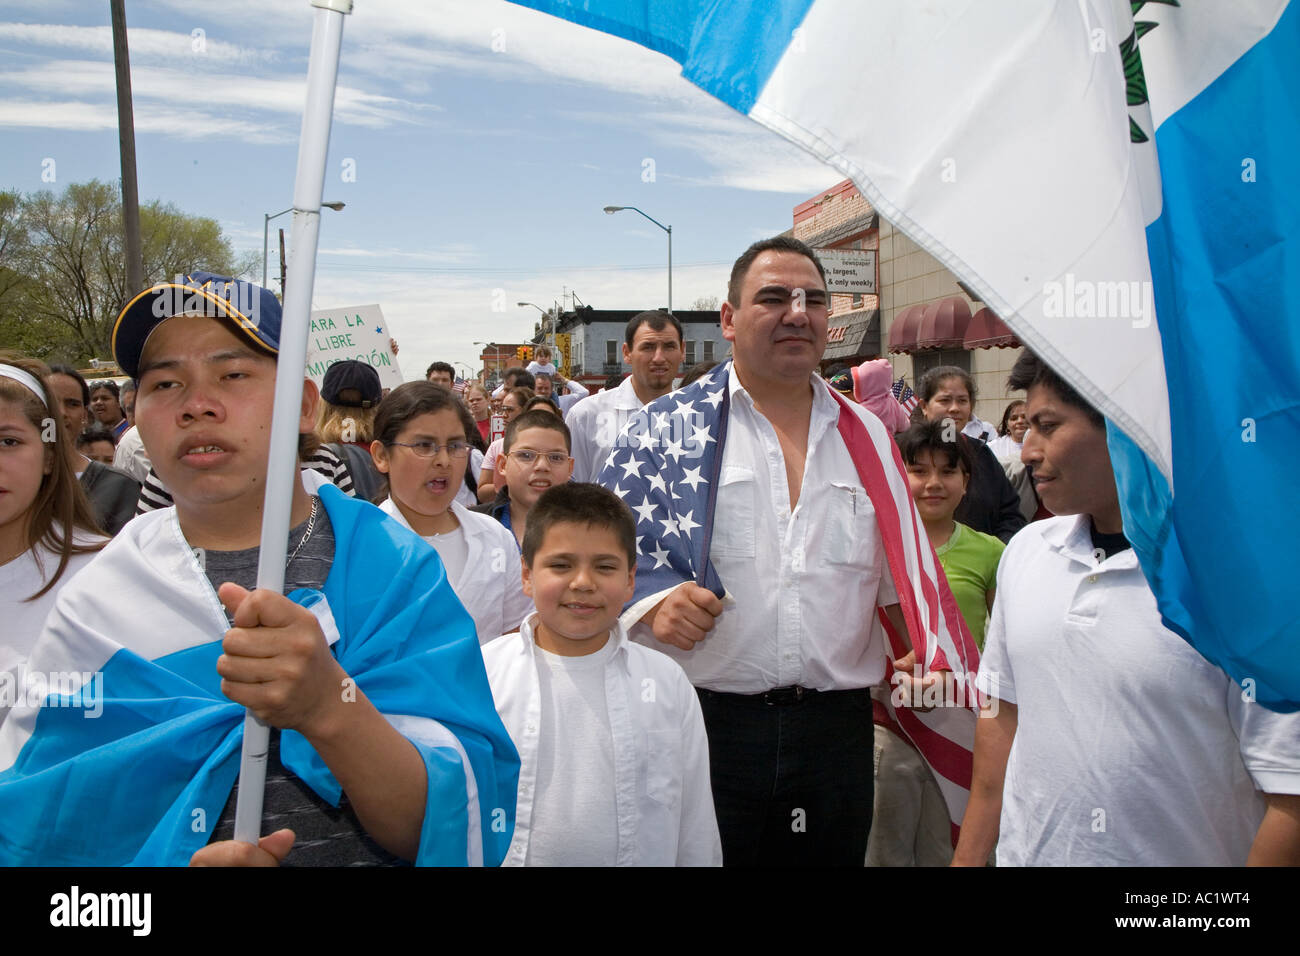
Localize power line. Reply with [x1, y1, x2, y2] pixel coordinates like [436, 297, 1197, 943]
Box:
[311, 259, 731, 276]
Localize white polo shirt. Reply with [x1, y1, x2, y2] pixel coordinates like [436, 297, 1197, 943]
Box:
[976, 514, 1300, 866]
[565, 377, 648, 483]
[482, 616, 722, 866]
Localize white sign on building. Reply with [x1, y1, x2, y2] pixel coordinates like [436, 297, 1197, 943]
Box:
[816, 249, 877, 295]
[305, 303, 404, 391]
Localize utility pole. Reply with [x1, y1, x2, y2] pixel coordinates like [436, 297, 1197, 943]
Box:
[110, 0, 144, 296]
[278, 228, 288, 294]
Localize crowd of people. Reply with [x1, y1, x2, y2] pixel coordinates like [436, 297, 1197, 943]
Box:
[0, 237, 1294, 867]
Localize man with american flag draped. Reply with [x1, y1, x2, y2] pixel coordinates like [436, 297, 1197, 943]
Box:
[598, 236, 979, 866]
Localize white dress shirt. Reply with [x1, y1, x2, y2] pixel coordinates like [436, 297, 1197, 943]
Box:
[634, 372, 897, 694]
[565, 376, 648, 483]
[976, 515, 1300, 866]
[556, 378, 590, 416]
[482, 616, 723, 866]
[379, 497, 532, 643]
[112, 425, 152, 483]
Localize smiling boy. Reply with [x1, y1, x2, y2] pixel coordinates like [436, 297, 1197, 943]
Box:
[481, 483, 722, 866]
[0, 272, 517, 867]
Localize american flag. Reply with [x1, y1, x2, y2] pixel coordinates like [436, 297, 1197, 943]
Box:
[891, 376, 919, 415]
[597, 361, 980, 844]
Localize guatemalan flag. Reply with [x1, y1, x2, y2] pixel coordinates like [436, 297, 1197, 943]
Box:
[598, 362, 982, 842]
[0, 484, 519, 866]
[510, 0, 1300, 712]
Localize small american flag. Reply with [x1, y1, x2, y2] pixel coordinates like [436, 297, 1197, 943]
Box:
[891, 376, 919, 415]
[452, 378, 469, 397]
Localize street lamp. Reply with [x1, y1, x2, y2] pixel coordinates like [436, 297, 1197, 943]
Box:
[263, 201, 345, 289]
[519, 301, 558, 359]
[603, 205, 672, 314]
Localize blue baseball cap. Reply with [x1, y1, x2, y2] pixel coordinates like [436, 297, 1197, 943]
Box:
[113, 271, 282, 379]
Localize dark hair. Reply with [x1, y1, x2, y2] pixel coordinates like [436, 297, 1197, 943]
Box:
[372, 382, 472, 503]
[524, 395, 561, 416]
[89, 380, 121, 400]
[47, 364, 90, 407]
[1007, 351, 1104, 428]
[502, 386, 534, 412]
[679, 360, 719, 388]
[502, 367, 535, 390]
[425, 361, 455, 380]
[504, 408, 571, 453]
[917, 365, 977, 404]
[533, 372, 552, 384]
[76, 422, 116, 449]
[624, 309, 683, 349]
[522, 482, 636, 570]
[727, 235, 826, 306]
[2, 352, 106, 598]
[998, 399, 1027, 437]
[896, 419, 974, 476]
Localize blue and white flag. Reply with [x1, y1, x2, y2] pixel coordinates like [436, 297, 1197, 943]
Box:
[511, 0, 1300, 711]
[0, 484, 519, 866]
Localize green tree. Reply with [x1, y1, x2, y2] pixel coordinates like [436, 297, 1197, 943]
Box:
[0, 180, 255, 365]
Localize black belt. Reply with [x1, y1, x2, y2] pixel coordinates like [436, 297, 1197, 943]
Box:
[698, 685, 872, 707]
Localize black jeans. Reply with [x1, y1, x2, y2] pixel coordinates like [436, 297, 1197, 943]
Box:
[696, 686, 874, 866]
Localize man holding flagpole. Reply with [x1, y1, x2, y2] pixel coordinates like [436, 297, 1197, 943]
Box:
[0, 274, 519, 867]
[602, 237, 978, 866]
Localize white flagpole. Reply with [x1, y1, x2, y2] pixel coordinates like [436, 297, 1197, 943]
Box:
[233, 0, 353, 846]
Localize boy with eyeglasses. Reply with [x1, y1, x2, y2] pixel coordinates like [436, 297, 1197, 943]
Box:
[473, 410, 574, 551]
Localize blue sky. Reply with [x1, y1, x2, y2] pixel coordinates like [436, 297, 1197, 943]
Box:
[0, 0, 836, 377]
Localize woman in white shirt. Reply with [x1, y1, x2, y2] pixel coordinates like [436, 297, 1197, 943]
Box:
[369, 383, 532, 644]
[0, 354, 107, 688]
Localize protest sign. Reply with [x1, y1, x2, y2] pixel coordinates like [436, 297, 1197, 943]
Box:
[305, 303, 404, 390]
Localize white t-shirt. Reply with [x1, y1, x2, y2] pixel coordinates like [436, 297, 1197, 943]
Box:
[1, 535, 105, 697]
[421, 524, 470, 585]
[526, 639, 620, 866]
[484, 617, 722, 866]
[378, 498, 531, 644]
[986, 433, 1021, 461]
[976, 515, 1300, 866]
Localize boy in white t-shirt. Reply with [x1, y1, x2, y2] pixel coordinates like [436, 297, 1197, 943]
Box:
[482, 482, 722, 866]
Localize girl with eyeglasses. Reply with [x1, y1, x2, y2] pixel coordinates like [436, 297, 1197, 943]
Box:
[370, 382, 531, 644]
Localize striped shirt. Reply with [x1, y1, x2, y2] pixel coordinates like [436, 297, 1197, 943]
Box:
[135, 445, 355, 514]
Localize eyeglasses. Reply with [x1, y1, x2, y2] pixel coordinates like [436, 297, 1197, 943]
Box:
[388, 439, 471, 459]
[507, 449, 570, 466]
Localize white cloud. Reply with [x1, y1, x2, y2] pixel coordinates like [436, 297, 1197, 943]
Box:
[0, 22, 275, 65]
[309, 260, 730, 378]
[0, 59, 432, 135]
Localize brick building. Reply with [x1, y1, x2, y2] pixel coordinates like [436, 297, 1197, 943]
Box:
[555, 306, 728, 390]
[794, 179, 1024, 431]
